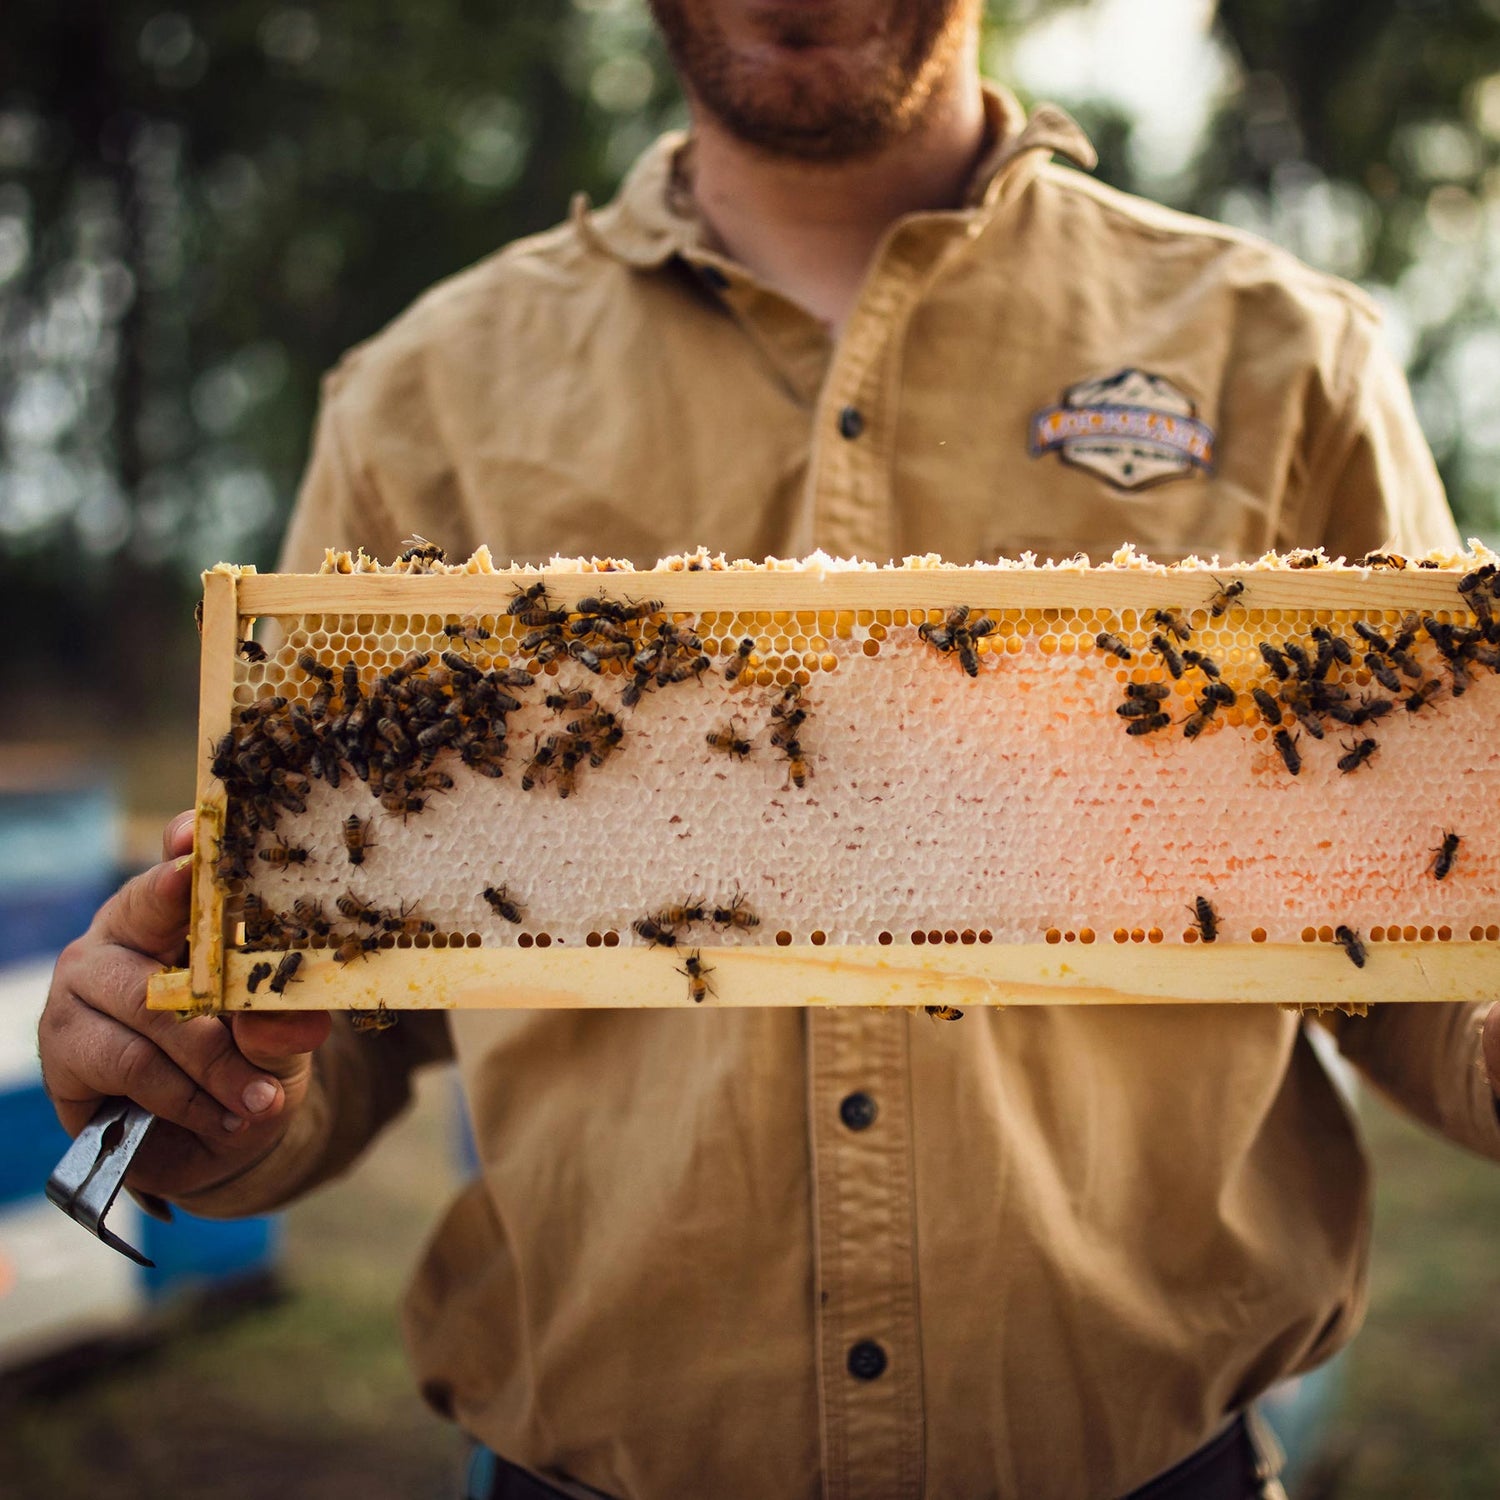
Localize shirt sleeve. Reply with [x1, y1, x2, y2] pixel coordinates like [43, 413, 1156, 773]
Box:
[172, 374, 456, 1220]
[1304, 299, 1462, 560]
[1305, 306, 1500, 1160]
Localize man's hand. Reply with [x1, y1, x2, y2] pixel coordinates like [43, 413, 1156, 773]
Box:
[38, 811, 331, 1202]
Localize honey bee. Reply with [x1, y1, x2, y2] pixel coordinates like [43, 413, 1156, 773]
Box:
[398, 535, 445, 566]
[382, 901, 436, 937]
[1272, 727, 1302, 775]
[1207, 576, 1245, 617]
[380, 790, 425, 820]
[337, 889, 384, 926]
[924, 1005, 964, 1021]
[1310, 625, 1352, 667]
[243, 893, 269, 944]
[659, 899, 708, 928]
[725, 637, 755, 680]
[707, 722, 753, 759]
[633, 914, 679, 948]
[545, 688, 594, 713]
[1334, 925, 1366, 968]
[506, 581, 550, 617]
[955, 638, 981, 678]
[1404, 679, 1442, 713]
[1286, 549, 1322, 569]
[1189, 895, 1218, 943]
[443, 619, 493, 647]
[1200, 681, 1236, 708]
[1117, 698, 1163, 719]
[1458, 562, 1496, 595]
[1124, 681, 1171, 701]
[334, 932, 380, 965]
[297, 651, 335, 682]
[676, 949, 716, 1004]
[1337, 736, 1378, 773]
[350, 1002, 399, 1033]
[785, 747, 810, 788]
[1125, 712, 1171, 736]
[1258, 642, 1291, 681]
[1282, 641, 1312, 679]
[238, 638, 268, 663]
[1358, 551, 1407, 570]
[1181, 705, 1215, 740]
[1364, 653, 1402, 692]
[490, 666, 535, 690]
[1149, 608, 1191, 642]
[292, 897, 333, 938]
[1352, 621, 1391, 652]
[246, 961, 273, 994]
[1150, 634, 1184, 679]
[1431, 831, 1461, 880]
[1180, 648, 1220, 679]
[1095, 631, 1132, 661]
[268, 951, 303, 995]
[1251, 686, 1283, 725]
[482, 884, 525, 923]
[713, 889, 760, 930]
[258, 835, 310, 867]
[342, 814, 374, 865]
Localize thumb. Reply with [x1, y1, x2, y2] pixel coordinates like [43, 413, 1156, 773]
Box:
[1483, 1002, 1500, 1098]
[229, 1011, 333, 1117]
[89, 854, 194, 965]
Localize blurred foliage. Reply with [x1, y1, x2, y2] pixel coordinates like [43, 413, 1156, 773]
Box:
[8, 0, 1500, 710]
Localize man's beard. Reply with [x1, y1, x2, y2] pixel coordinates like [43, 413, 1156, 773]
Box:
[648, 1, 973, 162]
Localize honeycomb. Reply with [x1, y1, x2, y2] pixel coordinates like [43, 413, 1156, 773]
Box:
[149, 545, 1500, 1012]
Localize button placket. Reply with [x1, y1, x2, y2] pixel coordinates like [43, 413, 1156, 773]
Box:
[808, 1008, 924, 1500]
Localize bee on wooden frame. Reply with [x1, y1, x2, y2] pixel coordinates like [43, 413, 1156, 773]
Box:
[677, 950, 716, 1004]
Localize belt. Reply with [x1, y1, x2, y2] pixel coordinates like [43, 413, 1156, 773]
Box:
[1121, 1413, 1287, 1500]
[466, 1411, 1286, 1500]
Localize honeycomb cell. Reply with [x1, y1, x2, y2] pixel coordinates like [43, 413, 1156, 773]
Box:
[211, 568, 1500, 965]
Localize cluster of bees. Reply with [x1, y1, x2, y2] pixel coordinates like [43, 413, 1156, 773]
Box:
[1097, 566, 1500, 783]
[918, 605, 997, 677]
[212, 576, 823, 1015]
[630, 889, 763, 1003]
[706, 683, 811, 787]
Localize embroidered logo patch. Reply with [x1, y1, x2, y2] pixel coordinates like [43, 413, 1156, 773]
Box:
[1029, 369, 1214, 491]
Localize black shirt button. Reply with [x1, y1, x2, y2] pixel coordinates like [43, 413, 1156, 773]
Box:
[698, 264, 730, 291]
[847, 1340, 888, 1381]
[839, 1092, 878, 1131]
[837, 405, 864, 440]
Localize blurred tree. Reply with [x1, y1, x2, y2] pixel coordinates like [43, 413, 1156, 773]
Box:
[1193, 0, 1500, 536]
[8, 0, 1500, 725]
[0, 0, 680, 710]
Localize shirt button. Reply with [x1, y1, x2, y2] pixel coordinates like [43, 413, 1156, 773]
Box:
[837, 405, 864, 440]
[847, 1340, 888, 1381]
[839, 1091, 878, 1131]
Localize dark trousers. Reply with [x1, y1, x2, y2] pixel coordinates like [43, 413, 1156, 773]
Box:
[464, 1411, 1286, 1500]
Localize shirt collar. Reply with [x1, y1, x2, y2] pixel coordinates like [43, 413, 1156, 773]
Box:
[572, 83, 1097, 270]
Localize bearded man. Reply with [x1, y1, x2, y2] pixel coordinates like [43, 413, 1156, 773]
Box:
[39, 3, 1500, 1498]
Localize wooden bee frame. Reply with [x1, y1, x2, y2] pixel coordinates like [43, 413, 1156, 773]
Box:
[148, 557, 1500, 1015]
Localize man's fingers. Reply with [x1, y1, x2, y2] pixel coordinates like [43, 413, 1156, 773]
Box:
[231, 1011, 332, 1079]
[161, 810, 194, 863]
[47, 1008, 250, 1141]
[87, 855, 193, 965]
[1482, 1001, 1500, 1095]
[45, 950, 291, 1130]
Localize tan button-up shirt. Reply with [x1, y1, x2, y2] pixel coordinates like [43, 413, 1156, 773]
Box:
[187, 89, 1500, 1500]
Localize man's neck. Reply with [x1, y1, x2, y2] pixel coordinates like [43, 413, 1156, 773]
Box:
[686, 70, 987, 334]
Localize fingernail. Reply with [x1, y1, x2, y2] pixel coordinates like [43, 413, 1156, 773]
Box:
[174, 855, 194, 872]
[242, 1079, 277, 1114]
[223, 1112, 245, 1133]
